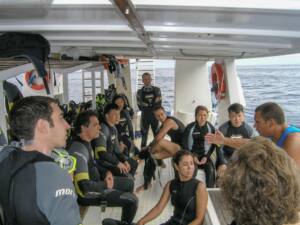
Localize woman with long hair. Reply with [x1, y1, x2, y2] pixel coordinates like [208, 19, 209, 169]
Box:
[137, 150, 208, 225]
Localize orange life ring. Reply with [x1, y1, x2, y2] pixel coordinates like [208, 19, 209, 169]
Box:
[24, 70, 50, 91]
[211, 63, 226, 100]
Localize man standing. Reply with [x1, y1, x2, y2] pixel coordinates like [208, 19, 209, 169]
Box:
[0, 96, 82, 225]
[218, 103, 255, 161]
[68, 110, 138, 225]
[137, 72, 162, 148]
[206, 102, 300, 166]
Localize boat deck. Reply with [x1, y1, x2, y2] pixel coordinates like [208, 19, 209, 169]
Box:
[83, 158, 232, 225]
[83, 158, 175, 225]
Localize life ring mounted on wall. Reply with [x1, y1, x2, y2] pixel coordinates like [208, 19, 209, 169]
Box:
[211, 63, 226, 100]
[24, 70, 50, 91]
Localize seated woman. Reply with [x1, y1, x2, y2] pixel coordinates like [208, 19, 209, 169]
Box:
[221, 136, 300, 225]
[136, 150, 208, 225]
[182, 105, 227, 187]
[149, 105, 185, 160]
[113, 94, 139, 157]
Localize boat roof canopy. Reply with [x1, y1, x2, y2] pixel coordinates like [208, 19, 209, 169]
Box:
[0, 0, 300, 60]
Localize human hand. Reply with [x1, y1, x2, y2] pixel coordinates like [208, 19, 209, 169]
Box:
[117, 162, 128, 174]
[104, 171, 114, 189]
[199, 157, 207, 165]
[217, 164, 227, 177]
[124, 161, 131, 172]
[205, 130, 225, 145]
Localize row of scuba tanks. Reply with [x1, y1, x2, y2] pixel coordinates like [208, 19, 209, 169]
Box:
[60, 84, 134, 146]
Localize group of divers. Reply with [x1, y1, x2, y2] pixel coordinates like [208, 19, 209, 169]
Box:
[0, 72, 300, 225]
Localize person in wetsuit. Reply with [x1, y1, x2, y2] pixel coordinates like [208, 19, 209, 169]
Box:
[68, 110, 138, 225]
[113, 95, 139, 157]
[182, 105, 227, 188]
[136, 72, 162, 148]
[150, 105, 185, 159]
[218, 103, 255, 161]
[0, 96, 82, 225]
[135, 105, 185, 193]
[92, 103, 138, 177]
[137, 150, 208, 225]
[206, 102, 300, 167]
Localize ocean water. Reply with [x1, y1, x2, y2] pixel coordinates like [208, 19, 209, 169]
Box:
[67, 64, 300, 127]
[150, 65, 300, 127]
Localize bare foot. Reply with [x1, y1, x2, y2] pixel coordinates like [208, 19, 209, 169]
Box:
[135, 183, 152, 194]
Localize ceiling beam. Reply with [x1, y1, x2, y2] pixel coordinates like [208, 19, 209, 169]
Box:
[146, 26, 300, 38]
[109, 0, 157, 57]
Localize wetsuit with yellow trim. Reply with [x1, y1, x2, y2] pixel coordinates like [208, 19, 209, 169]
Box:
[92, 121, 138, 177]
[68, 137, 138, 224]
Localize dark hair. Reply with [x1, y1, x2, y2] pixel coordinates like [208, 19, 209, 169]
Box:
[113, 95, 125, 103]
[153, 105, 165, 112]
[173, 150, 194, 165]
[194, 105, 209, 117]
[142, 72, 151, 78]
[255, 102, 285, 124]
[221, 136, 300, 225]
[112, 95, 126, 109]
[73, 110, 98, 135]
[9, 96, 58, 141]
[104, 103, 119, 115]
[228, 103, 244, 114]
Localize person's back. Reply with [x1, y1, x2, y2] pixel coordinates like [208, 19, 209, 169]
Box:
[0, 96, 81, 225]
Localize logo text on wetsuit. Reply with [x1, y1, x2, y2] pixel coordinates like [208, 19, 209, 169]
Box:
[55, 188, 75, 198]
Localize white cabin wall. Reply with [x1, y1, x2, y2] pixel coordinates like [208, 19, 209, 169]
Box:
[216, 59, 246, 125]
[116, 64, 133, 107]
[174, 60, 211, 125]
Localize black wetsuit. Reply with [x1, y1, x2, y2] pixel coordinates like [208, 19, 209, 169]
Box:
[116, 108, 139, 156]
[92, 122, 138, 177]
[182, 121, 226, 187]
[68, 137, 138, 224]
[219, 121, 254, 160]
[137, 85, 162, 148]
[162, 178, 200, 225]
[165, 116, 185, 146]
[0, 146, 81, 225]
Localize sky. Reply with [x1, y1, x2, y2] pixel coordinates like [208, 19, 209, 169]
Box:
[154, 53, 300, 68]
